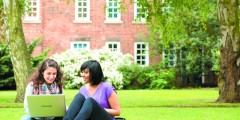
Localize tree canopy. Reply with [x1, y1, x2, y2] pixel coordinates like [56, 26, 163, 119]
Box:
[136, 0, 240, 102]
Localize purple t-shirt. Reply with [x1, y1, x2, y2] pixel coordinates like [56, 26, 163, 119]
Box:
[79, 82, 116, 119]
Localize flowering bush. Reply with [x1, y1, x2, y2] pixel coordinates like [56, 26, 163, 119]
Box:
[51, 48, 133, 89]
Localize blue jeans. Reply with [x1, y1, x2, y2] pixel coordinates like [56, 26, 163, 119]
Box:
[63, 93, 113, 120]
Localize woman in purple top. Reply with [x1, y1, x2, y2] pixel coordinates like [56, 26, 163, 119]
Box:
[63, 60, 121, 120]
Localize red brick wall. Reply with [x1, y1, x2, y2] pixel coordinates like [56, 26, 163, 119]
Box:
[23, 0, 153, 63]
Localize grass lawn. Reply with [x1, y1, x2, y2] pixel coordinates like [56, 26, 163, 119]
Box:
[1, 88, 240, 120]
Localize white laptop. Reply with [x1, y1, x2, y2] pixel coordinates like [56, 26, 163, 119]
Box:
[27, 94, 66, 117]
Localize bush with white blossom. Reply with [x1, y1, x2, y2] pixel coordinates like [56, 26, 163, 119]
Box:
[50, 48, 133, 89]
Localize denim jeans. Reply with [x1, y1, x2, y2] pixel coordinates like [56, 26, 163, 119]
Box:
[63, 93, 113, 120]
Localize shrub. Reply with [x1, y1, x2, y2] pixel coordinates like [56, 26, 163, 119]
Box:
[117, 64, 154, 89]
[51, 48, 132, 89]
[149, 68, 176, 89]
[0, 37, 50, 90]
[28, 36, 50, 69]
[0, 41, 14, 89]
[118, 63, 176, 89]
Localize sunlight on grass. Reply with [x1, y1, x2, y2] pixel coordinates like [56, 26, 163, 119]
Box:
[121, 107, 240, 120]
[0, 91, 23, 108]
[1, 88, 240, 120]
[0, 108, 25, 120]
[118, 88, 240, 107]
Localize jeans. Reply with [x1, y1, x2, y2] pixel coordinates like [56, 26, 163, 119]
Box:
[63, 93, 113, 120]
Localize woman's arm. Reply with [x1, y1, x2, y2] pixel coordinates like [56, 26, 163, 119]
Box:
[23, 82, 34, 113]
[105, 91, 121, 116]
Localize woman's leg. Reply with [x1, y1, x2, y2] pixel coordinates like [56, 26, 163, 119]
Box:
[63, 93, 86, 120]
[53, 117, 63, 120]
[74, 97, 112, 120]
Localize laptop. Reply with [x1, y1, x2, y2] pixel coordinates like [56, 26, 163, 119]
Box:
[27, 94, 66, 117]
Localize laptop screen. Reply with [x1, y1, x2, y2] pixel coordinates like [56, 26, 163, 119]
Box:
[27, 94, 66, 117]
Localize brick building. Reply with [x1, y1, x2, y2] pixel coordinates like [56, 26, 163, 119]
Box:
[21, 0, 219, 87]
[22, 0, 157, 66]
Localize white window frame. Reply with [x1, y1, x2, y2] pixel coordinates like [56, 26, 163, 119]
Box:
[162, 48, 177, 67]
[106, 42, 120, 52]
[73, 0, 92, 23]
[133, 0, 146, 24]
[104, 0, 123, 24]
[23, 0, 41, 23]
[70, 41, 90, 50]
[134, 42, 149, 66]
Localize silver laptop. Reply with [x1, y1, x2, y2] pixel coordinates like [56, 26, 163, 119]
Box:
[27, 94, 66, 117]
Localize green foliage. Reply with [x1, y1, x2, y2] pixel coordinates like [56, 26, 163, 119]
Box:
[27, 36, 42, 54]
[18, 0, 29, 15]
[0, 0, 2, 7]
[118, 63, 176, 89]
[136, 0, 219, 86]
[118, 64, 152, 89]
[0, 0, 5, 41]
[27, 36, 50, 69]
[0, 41, 11, 76]
[211, 50, 220, 72]
[0, 41, 14, 89]
[0, 77, 15, 89]
[147, 70, 167, 89]
[0, 37, 50, 89]
[149, 68, 176, 89]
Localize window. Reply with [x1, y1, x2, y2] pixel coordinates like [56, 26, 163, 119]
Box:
[133, 0, 147, 23]
[71, 42, 90, 50]
[104, 0, 122, 23]
[134, 42, 149, 66]
[162, 48, 176, 67]
[74, 0, 91, 23]
[24, 0, 41, 23]
[106, 42, 120, 52]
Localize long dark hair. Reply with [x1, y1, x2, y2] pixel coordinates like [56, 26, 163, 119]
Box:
[30, 58, 63, 93]
[80, 60, 105, 85]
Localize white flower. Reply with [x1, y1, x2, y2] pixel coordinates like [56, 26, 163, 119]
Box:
[51, 48, 133, 89]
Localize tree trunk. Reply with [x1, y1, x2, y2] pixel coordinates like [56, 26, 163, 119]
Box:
[217, 0, 240, 102]
[3, 0, 32, 102]
[0, 1, 5, 41]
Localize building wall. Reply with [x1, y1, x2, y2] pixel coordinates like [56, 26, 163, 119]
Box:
[22, 0, 151, 62]
[22, 0, 217, 86]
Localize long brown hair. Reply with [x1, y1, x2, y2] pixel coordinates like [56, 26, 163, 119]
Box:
[29, 58, 63, 93]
